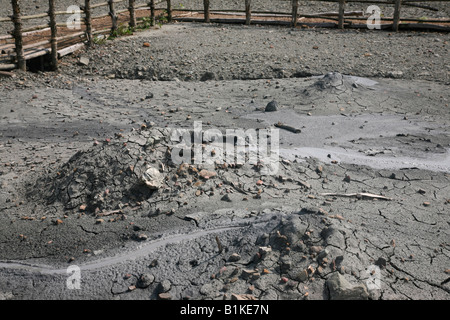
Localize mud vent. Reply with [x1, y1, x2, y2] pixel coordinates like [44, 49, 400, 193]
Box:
[29, 127, 176, 214]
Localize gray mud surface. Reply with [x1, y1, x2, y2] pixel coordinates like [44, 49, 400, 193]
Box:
[0, 20, 449, 301]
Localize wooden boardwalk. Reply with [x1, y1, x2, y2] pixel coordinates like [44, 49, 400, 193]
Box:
[0, 0, 449, 72]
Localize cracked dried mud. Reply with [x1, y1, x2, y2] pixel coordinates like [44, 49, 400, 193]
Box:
[0, 21, 449, 301]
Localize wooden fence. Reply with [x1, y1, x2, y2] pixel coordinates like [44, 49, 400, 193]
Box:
[0, 0, 449, 72]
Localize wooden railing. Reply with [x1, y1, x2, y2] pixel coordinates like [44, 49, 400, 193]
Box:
[0, 0, 449, 72]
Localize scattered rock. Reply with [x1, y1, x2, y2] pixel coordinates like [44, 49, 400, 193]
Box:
[296, 269, 309, 282]
[78, 56, 89, 66]
[158, 279, 171, 293]
[375, 257, 387, 269]
[200, 71, 216, 81]
[228, 253, 241, 262]
[199, 169, 216, 179]
[258, 246, 272, 258]
[136, 233, 148, 241]
[388, 71, 403, 78]
[141, 167, 163, 189]
[53, 219, 63, 225]
[231, 293, 257, 300]
[326, 272, 369, 300]
[221, 194, 232, 202]
[241, 269, 257, 279]
[136, 273, 155, 288]
[265, 100, 278, 112]
[158, 293, 172, 300]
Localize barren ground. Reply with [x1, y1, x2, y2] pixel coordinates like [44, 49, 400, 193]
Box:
[0, 3, 449, 302]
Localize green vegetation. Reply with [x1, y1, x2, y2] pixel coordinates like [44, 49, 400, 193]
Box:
[108, 23, 134, 40]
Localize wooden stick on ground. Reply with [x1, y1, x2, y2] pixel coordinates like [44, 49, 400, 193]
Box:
[320, 192, 393, 201]
[274, 122, 301, 134]
[215, 235, 224, 254]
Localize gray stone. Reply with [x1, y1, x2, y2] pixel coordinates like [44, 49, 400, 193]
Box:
[228, 253, 241, 262]
[265, 100, 278, 112]
[296, 269, 308, 282]
[141, 167, 163, 189]
[78, 56, 89, 66]
[326, 272, 369, 300]
[221, 194, 232, 202]
[136, 273, 155, 288]
[159, 279, 171, 293]
[200, 71, 216, 81]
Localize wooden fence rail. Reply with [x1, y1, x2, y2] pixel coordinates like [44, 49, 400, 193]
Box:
[0, 0, 449, 72]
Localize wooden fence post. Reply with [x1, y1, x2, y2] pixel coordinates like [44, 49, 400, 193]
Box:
[245, 0, 251, 25]
[204, 0, 210, 23]
[108, 0, 118, 35]
[338, 0, 345, 29]
[129, 0, 136, 29]
[291, 0, 299, 28]
[85, 0, 93, 46]
[149, 0, 155, 26]
[48, 0, 58, 70]
[393, 0, 402, 31]
[167, 0, 172, 22]
[11, 0, 26, 71]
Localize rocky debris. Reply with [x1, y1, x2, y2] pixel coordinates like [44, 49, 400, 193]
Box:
[158, 293, 172, 300]
[231, 293, 258, 300]
[141, 167, 163, 189]
[78, 56, 89, 66]
[221, 194, 232, 202]
[265, 100, 278, 112]
[136, 273, 155, 289]
[187, 212, 377, 300]
[326, 272, 369, 300]
[158, 279, 172, 293]
[228, 253, 241, 262]
[200, 72, 216, 82]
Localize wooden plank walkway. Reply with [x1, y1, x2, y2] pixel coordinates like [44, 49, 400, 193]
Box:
[0, 0, 449, 71]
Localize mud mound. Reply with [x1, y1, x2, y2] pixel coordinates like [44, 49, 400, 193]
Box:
[28, 125, 284, 216]
[302, 72, 375, 95]
[31, 127, 170, 213]
[298, 72, 380, 105]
